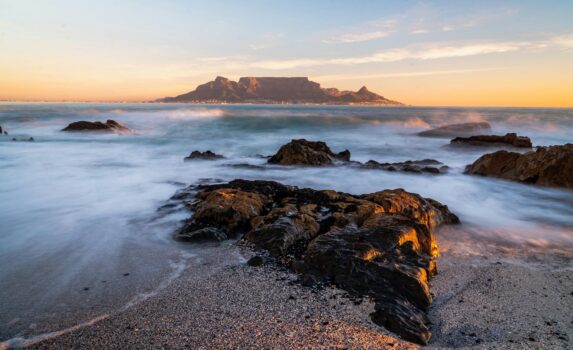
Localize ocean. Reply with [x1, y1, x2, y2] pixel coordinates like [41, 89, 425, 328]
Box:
[1, 103, 572, 342]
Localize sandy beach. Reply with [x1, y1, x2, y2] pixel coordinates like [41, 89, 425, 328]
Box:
[8, 228, 566, 350]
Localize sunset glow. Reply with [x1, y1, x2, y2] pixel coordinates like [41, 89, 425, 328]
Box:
[1, 0, 572, 106]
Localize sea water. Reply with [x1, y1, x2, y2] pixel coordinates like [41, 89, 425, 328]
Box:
[1, 103, 572, 340]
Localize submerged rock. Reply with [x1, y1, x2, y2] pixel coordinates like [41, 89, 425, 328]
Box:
[362, 159, 445, 174]
[174, 179, 459, 344]
[418, 122, 491, 138]
[466, 144, 573, 188]
[11, 137, 34, 142]
[184, 150, 224, 161]
[62, 119, 129, 132]
[451, 133, 532, 148]
[268, 139, 350, 166]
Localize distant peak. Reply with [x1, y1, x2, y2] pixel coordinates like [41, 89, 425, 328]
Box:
[158, 77, 402, 105]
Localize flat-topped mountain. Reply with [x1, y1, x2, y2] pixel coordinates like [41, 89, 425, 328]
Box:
[158, 76, 403, 105]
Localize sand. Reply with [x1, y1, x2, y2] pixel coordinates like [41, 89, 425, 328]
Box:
[4, 229, 571, 349]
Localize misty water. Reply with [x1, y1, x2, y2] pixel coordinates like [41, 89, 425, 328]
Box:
[1, 103, 572, 341]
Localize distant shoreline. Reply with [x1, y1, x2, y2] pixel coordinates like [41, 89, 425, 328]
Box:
[2, 101, 573, 109]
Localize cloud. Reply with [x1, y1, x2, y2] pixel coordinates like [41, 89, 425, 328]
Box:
[189, 34, 572, 73]
[411, 29, 429, 35]
[250, 41, 526, 69]
[552, 34, 573, 49]
[323, 19, 397, 44]
[314, 68, 506, 81]
[323, 30, 393, 44]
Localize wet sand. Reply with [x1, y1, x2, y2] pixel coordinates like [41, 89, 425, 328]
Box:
[2, 231, 570, 349]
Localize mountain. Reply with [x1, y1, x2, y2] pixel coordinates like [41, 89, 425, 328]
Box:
[158, 77, 403, 105]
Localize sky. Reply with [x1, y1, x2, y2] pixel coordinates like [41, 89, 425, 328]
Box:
[1, 0, 572, 106]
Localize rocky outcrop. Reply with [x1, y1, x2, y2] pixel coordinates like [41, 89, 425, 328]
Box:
[418, 122, 491, 138]
[174, 179, 460, 344]
[159, 76, 403, 105]
[11, 137, 34, 142]
[0, 125, 6, 135]
[268, 139, 351, 166]
[184, 150, 224, 161]
[62, 120, 129, 132]
[451, 133, 532, 148]
[362, 159, 445, 174]
[466, 144, 573, 188]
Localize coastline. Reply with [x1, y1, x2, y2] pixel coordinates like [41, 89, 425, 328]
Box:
[14, 229, 572, 349]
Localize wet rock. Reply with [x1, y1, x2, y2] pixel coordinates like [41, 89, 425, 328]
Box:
[451, 133, 532, 148]
[418, 122, 492, 138]
[0, 125, 4, 135]
[172, 179, 459, 344]
[226, 163, 265, 170]
[184, 150, 224, 161]
[175, 227, 228, 242]
[246, 255, 265, 267]
[62, 119, 129, 132]
[11, 137, 35, 142]
[268, 139, 350, 166]
[466, 144, 573, 188]
[362, 159, 444, 174]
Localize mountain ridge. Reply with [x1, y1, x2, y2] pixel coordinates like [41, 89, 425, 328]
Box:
[158, 76, 403, 105]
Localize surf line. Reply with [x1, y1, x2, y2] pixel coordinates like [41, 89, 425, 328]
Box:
[0, 253, 193, 349]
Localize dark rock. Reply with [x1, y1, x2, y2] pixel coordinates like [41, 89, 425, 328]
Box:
[11, 137, 35, 142]
[62, 119, 129, 132]
[418, 122, 492, 138]
[268, 139, 351, 166]
[466, 144, 573, 188]
[0, 125, 3, 134]
[175, 227, 228, 242]
[247, 256, 264, 267]
[451, 133, 532, 148]
[170, 179, 459, 344]
[226, 163, 265, 170]
[362, 159, 444, 174]
[184, 150, 224, 161]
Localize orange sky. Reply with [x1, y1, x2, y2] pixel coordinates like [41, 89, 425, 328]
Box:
[1, 1, 572, 107]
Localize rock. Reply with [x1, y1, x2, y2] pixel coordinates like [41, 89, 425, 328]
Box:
[171, 179, 459, 343]
[0, 125, 3, 134]
[226, 163, 266, 170]
[184, 150, 224, 161]
[451, 133, 532, 148]
[362, 159, 444, 174]
[247, 255, 265, 267]
[466, 144, 573, 188]
[62, 119, 129, 132]
[175, 227, 228, 242]
[11, 137, 34, 142]
[418, 122, 492, 138]
[268, 139, 351, 166]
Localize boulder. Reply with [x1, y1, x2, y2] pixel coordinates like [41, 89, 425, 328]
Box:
[451, 133, 532, 148]
[184, 150, 224, 161]
[175, 227, 228, 242]
[62, 119, 129, 132]
[418, 122, 491, 138]
[362, 159, 444, 174]
[172, 179, 459, 344]
[466, 144, 573, 188]
[268, 139, 351, 166]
